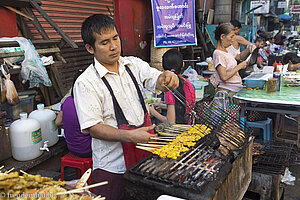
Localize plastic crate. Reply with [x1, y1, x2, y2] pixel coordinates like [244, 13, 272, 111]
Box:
[193, 81, 209, 101]
[244, 80, 266, 89]
[2, 90, 35, 120]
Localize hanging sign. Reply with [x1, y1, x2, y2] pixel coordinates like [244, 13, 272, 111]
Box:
[151, 0, 197, 47]
[250, 0, 270, 14]
[278, 2, 287, 9]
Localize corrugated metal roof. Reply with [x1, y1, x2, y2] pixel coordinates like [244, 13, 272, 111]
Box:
[27, 0, 114, 42]
[24, 0, 114, 96]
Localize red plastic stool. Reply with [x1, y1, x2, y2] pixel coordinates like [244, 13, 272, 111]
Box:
[60, 152, 93, 187]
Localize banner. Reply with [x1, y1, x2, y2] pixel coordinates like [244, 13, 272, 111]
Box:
[151, 0, 197, 48]
[250, 0, 270, 14]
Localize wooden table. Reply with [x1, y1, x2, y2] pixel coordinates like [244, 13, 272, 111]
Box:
[234, 87, 300, 147]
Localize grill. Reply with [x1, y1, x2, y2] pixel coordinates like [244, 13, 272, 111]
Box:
[247, 140, 294, 199]
[124, 101, 253, 200]
[252, 140, 293, 175]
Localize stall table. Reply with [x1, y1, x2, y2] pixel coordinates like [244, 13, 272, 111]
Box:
[234, 87, 300, 147]
[0, 138, 67, 172]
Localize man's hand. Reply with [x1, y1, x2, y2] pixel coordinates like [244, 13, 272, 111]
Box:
[126, 124, 157, 143]
[157, 70, 179, 91]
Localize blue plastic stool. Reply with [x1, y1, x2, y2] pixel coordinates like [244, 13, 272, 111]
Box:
[245, 118, 273, 141]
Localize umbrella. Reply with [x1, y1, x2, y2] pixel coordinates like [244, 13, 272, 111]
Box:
[277, 14, 292, 20]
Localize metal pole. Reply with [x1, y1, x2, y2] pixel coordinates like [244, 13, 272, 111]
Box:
[252, 11, 255, 42]
[202, 0, 206, 32]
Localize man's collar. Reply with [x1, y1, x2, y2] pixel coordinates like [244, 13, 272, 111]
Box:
[93, 57, 131, 78]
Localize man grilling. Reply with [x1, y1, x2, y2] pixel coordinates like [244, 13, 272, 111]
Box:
[73, 14, 179, 199]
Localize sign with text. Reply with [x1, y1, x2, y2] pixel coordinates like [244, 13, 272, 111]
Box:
[277, 2, 287, 9]
[250, 0, 270, 14]
[290, 5, 300, 13]
[151, 0, 197, 47]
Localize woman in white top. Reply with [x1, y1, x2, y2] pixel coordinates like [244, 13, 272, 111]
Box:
[229, 19, 252, 54]
[212, 23, 255, 98]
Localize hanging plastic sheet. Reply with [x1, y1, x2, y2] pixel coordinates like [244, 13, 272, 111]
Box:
[0, 37, 52, 88]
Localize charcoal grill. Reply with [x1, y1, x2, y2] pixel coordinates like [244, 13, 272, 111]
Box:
[252, 140, 293, 175]
[247, 140, 293, 200]
[124, 101, 253, 200]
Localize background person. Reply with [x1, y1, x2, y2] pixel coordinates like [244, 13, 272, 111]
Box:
[282, 52, 300, 71]
[55, 70, 92, 158]
[228, 19, 252, 54]
[74, 14, 179, 199]
[149, 49, 195, 124]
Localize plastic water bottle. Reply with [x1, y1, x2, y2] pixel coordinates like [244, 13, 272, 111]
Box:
[29, 104, 59, 147]
[9, 113, 43, 161]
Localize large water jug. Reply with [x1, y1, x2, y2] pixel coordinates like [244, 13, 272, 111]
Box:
[29, 104, 59, 147]
[9, 112, 43, 161]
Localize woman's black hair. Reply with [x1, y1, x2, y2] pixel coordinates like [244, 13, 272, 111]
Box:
[71, 69, 84, 98]
[162, 49, 188, 124]
[230, 19, 242, 29]
[162, 49, 183, 75]
[283, 52, 300, 65]
[81, 14, 116, 49]
[214, 23, 235, 41]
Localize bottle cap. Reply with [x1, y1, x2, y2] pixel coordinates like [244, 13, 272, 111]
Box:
[20, 112, 27, 119]
[37, 104, 45, 110]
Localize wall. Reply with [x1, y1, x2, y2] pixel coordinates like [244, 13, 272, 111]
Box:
[115, 0, 152, 61]
[26, 0, 114, 41]
[0, 7, 18, 37]
[197, 0, 214, 14]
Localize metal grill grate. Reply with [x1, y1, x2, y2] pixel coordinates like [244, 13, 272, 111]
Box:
[194, 100, 252, 156]
[130, 135, 223, 190]
[128, 99, 253, 192]
[252, 140, 293, 174]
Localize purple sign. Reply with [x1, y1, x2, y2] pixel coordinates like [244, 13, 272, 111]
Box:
[151, 0, 197, 47]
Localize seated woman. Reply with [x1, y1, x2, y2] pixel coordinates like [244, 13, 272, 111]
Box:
[212, 23, 255, 98]
[150, 49, 195, 124]
[283, 52, 300, 71]
[55, 70, 92, 158]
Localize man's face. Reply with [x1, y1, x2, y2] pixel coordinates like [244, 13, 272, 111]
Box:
[86, 27, 121, 68]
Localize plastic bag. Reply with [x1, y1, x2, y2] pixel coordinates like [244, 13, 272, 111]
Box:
[208, 91, 241, 123]
[4, 73, 19, 106]
[1, 63, 19, 106]
[0, 37, 52, 88]
[182, 66, 200, 82]
[0, 76, 6, 103]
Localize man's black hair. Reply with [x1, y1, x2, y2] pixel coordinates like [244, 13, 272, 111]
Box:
[283, 52, 300, 65]
[162, 49, 184, 74]
[254, 37, 265, 43]
[81, 14, 116, 49]
[230, 19, 242, 29]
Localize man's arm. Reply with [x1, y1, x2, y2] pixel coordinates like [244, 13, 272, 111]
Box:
[88, 123, 155, 143]
[288, 61, 300, 71]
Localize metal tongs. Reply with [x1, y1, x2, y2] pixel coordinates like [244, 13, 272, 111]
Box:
[164, 85, 197, 125]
